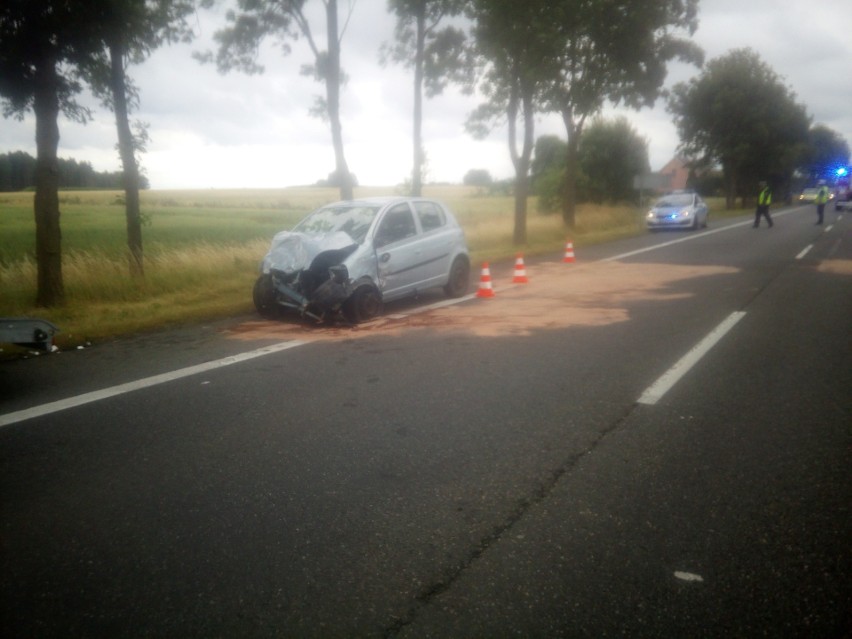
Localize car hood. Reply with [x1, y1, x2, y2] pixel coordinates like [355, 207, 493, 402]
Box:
[263, 231, 359, 273]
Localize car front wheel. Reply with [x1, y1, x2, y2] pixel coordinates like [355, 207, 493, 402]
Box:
[343, 285, 383, 323]
[253, 274, 277, 318]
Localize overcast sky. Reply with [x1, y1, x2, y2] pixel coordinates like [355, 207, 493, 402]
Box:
[2, 0, 851, 190]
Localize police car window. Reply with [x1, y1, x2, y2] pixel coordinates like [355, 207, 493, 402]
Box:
[375, 205, 417, 247]
[414, 201, 445, 232]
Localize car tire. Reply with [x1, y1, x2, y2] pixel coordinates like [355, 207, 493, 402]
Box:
[444, 256, 470, 298]
[253, 274, 278, 318]
[343, 285, 383, 323]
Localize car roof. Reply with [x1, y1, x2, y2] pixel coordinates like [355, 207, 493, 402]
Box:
[323, 196, 442, 207]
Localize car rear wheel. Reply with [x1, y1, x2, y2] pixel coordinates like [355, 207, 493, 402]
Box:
[444, 256, 470, 298]
[343, 285, 383, 323]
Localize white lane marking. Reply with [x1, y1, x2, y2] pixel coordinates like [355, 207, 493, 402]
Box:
[796, 244, 813, 260]
[604, 208, 803, 263]
[674, 571, 705, 583]
[604, 219, 752, 262]
[0, 340, 307, 428]
[638, 312, 746, 405]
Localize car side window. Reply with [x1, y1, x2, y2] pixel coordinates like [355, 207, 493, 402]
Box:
[375, 205, 417, 247]
[414, 201, 446, 232]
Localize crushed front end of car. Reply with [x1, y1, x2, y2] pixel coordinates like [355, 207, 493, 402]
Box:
[253, 231, 365, 323]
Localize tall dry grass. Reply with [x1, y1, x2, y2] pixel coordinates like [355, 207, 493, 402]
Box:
[1, 240, 269, 344]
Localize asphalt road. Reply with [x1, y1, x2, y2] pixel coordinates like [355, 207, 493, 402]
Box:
[2, 205, 850, 637]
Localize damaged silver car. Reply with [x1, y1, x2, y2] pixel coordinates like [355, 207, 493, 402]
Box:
[253, 197, 471, 323]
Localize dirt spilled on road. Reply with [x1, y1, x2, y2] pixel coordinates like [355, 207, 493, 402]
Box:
[224, 260, 739, 342]
[817, 258, 852, 276]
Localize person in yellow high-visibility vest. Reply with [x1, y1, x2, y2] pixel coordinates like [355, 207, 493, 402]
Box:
[754, 181, 773, 228]
[815, 181, 830, 225]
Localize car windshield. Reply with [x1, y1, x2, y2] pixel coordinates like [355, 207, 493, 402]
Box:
[655, 194, 694, 207]
[294, 204, 380, 244]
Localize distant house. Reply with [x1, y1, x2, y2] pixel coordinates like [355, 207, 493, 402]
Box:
[658, 156, 690, 191]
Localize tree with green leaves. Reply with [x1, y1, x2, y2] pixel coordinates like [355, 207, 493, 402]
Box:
[532, 118, 650, 210]
[543, 0, 703, 227]
[531, 135, 566, 184]
[381, 0, 470, 196]
[199, 0, 357, 200]
[579, 116, 649, 204]
[802, 125, 850, 183]
[669, 48, 810, 208]
[466, 0, 555, 245]
[0, 0, 105, 306]
[86, 0, 197, 279]
[462, 168, 492, 187]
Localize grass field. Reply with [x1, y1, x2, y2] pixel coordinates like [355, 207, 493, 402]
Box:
[0, 186, 737, 349]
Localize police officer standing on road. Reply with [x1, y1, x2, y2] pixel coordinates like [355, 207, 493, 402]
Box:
[754, 181, 773, 228]
[815, 180, 829, 225]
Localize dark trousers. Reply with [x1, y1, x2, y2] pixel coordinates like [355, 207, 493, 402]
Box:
[754, 204, 773, 227]
[816, 203, 825, 224]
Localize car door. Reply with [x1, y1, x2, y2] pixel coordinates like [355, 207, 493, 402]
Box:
[412, 200, 455, 286]
[373, 203, 426, 299]
[695, 194, 708, 226]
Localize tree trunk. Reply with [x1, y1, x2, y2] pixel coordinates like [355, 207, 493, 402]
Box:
[325, 0, 353, 201]
[507, 77, 534, 246]
[723, 167, 736, 209]
[411, 3, 426, 197]
[33, 52, 64, 307]
[110, 39, 144, 279]
[561, 108, 579, 229]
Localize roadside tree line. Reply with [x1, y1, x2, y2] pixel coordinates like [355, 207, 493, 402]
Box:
[0, 151, 149, 192]
[668, 48, 850, 209]
[1, 0, 196, 305]
[1, 0, 702, 307]
[2, 1, 848, 310]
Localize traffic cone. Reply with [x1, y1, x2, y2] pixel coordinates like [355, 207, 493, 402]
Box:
[475, 262, 496, 298]
[512, 254, 529, 283]
[563, 240, 576, 263]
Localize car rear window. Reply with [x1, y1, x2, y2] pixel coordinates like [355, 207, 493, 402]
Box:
[414, 201, 446, 232]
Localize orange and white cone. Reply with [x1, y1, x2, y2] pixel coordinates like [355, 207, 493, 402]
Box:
[475, 262, 496, 298]
[563, 240, 576, 263]
[512, 254, 529, 284]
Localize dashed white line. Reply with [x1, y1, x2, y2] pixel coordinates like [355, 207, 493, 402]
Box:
[796, 244, 813, 260]
[674, 571, 705, 583]
[0, 340, 307, 428]
[638, 312, 746, 405]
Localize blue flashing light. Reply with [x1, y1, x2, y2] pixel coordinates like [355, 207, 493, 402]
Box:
[837, 167, 848, 177]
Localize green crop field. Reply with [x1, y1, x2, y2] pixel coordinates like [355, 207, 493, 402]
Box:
[0, 185, 735, 350]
